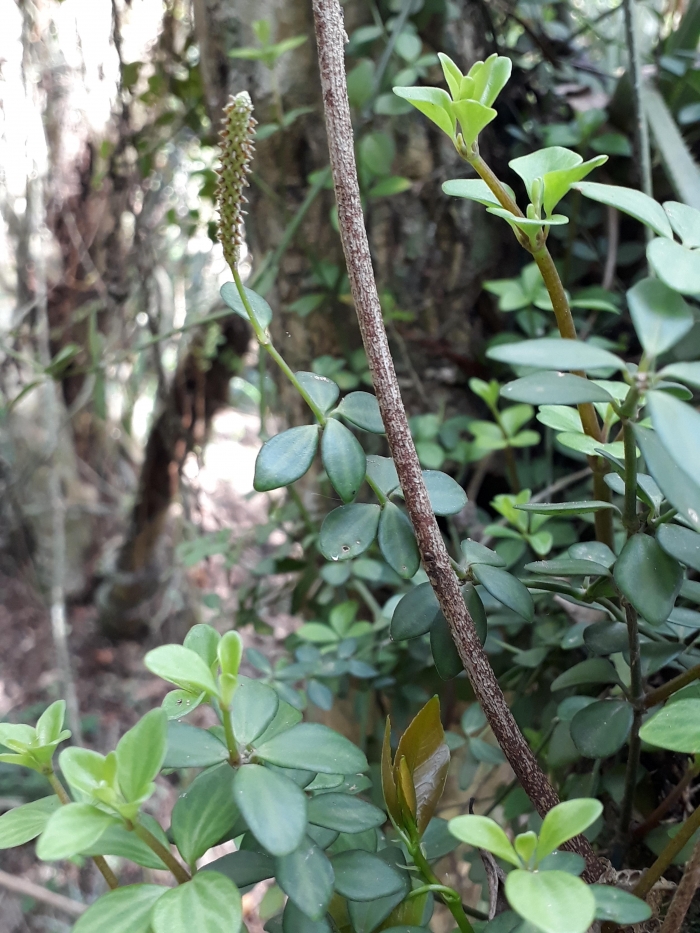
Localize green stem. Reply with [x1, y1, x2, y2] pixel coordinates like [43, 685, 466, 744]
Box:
[622, 420, 639, 533]
[351, 578, 383, 623]
[221, 706, 241, 766]
[618, 601, 643, 842]
[410, 843, 475, 933]
[644, 662, 700, 709]
[406, 885, 488, 921]
[132, 822, 190, 884]
[46, 771, 119, 890]
[231, 267, 327, 424]
[634, 803, 700, 899]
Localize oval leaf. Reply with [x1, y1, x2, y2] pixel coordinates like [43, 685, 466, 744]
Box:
[308, 793, 385, 834]
[639, 698, 700, 753]
[501, 372, 613, 405]
[277, 836, 334, 920]
[421, 471, 468, 516]
[336, 392, 385, 434]
[255, 723, 368, 775]
[591, 885, 651, 924]
[332, 849, 406, 901]
[627, 277, 694, 357]
[614, 533, 683, 625]
[537, 799, 603, 862]
[74, 885, 167, 933]
[570, 700, 633, 759]
[254, 425, 320, 492]
[448, 815, 520, 867]
[295, 372, 339, 413]
[321, 418, 367, 503]
[151, 870, 242, 933]
[506, 869, 595, 933]
[319, 504, 381, 561]
[232, 680, 280, 746]
[233, 764, 307, 856]
[391, 583, 441, 640]
[657, 523, 700, 573]
[0, 796, 61, 849]
[37, 803, 119, 861]
[144, 645, 218, 696]
[487, 338, 624, 373]
[171, 762, 238, 867]
[220, 282, 272, 330]
[378, 502, 420, 579]
[163, 722, 229, 769]
[471, 564, 534, 622]
[575, 182, 673, 239]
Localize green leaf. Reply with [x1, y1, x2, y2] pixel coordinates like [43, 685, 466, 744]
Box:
[116, 709, 167, 803]
[627, 278, 694, 356]
[366, 455, 399, 496]
[321, 418, 366, 503]
[296, 623, 339, 644]
[501, 372, 613, 405]
[590, 885, 652, 924]
[0, 796, 60, 849]
[218, 631, 243, 679]
[336, 392, 385, 434]
[220, 283, 272, 330]
[74, 885, 167, 933]
[391, 583, 440, 639]
[583, 621, 630, 655]
[254, 425, 320, 492]
[505, 869, 595, 933]
[233, 764, 307, 856]
[332, 849, 406, 900]
[664, 201, 700, 247]
[613, 533, 683, 625]
[634, 425, 700, 532]
[318, 504, 381, 561]
[471, 54, 513, 107]
[471, 564, 534, 621]
[509, 148, 606, 215]
[658, 523, 700, 572]
[232, 680, 280, 745]
[574, 182, 674, 239]
[452, 99, 497, 146]
[152, 870, 242, 933]
[171, 762, 238, 867]
[648, 390, 700, 488]
[86, 816, 170, 870]
[442, 178, 516, 208]
[569, 700, 634, 759]
[183, 624, 220, 668]
[461, 539, 505, 567]
[202, 850, 274, 889]
[639, 699, 700, 753]
[163, 722, 229, 769]
[647, 236, 700, 294]
[347, 847, 410, 933]
[36, 803, 119, 860]
[448, 815, 520, 866]
[392, 86, 456, 140]
[551, 658, 620, 691]
[308, 793, 385, 834]
[378, 502, 420, 579]
[660, 361, 700, 390]
[144, 645, 218, 696]
[438, 52, 463, 97]
[464, 584, 488, 645]
[255, 723, 368, 774]
[421, 470, 468, 515]
[524, 558, 611, 577]
[283, 901, 332, 933]
[277, 836, 334, 920]
[487, 338, 624, 372]
[569, 541, 616, 567]
[369, 176, 412, 198]
[35, 700, 67, 746]
[431, 611, 464, 680]
[360, 131, 395, 177]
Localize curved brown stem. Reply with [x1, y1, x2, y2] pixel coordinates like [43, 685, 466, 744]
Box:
[311, 0, 602, 879]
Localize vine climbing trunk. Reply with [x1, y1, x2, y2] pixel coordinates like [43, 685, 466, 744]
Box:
[311, 0, 602, 879]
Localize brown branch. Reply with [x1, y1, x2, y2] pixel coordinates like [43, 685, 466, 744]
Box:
[0, 868, 86, 918]
[660, 834, 700, 933]
[311, 0, 601, 879]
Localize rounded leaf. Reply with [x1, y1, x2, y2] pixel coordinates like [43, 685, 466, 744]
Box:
[0, 796, 60, 849]
[171, 762, 238, 867]
[487, 338, 624, 373]
[233, 764, 307, 856]
[378, 502, 420, 579]
[232, 680, 279, 745]
[391, 583, 441, 640]
[449, 815, 520, 866]
[430, 612, 464, 681]
[151, 870, 242, 933]
[627, 278, 694, 357]
[648, 236, 700, 294]
[144, 645, 218, 696]
[505, 869, 595, 933]
[321, 418, 367, 503]
[308, 793, 385, 834]
[332, 849, 406, 901]
[472, 564, 534, 622]
[591, 885, 652, 924]
[254, 425, 320, 492]
[220, 282, 272, 330]
[319, 504, 381, 561]
[37, 803, 119, 861]
[421, 471, 468, 516]
[570, 700, 633, 759]
[658, 523, 700, 573]
[639, 698, 700, 753]
[74, 885, 166, 933]
[295, 372, 339, 412]
[277, 837, 334, 920]
[163, 722, 229, 769]
[536, 798, 603, 862]
[255, 723, 368, 774]
[501, 372, 613, 405]
[336, 392, 385, 434]
[614, 533, 683, 625]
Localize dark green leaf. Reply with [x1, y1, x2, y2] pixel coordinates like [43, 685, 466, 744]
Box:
[658, 523, 700, 572]
[151, 870, 242, 933]
[378, 502, 420, 579]
[575, 182, 673, 239]
[220, 283, 272, 329]
[74, 885, 166, 933]
[308, 794, 385, 834]
[203, 850, 273, 889]
[332, 849, 406, 901]
[471, 564, 534, 621]
[321, 418, 366, 503]
[461, 539, 505, 567]
[421, 471, 468, 516]
[551, 659, 620, 691]
[254, 426, 320, 492]
[524, 558, 611, 577]
[391, 583, 440, 639]
[487, 338, 624, 373]
[570, 700, 633, 758]
[634, 425, 700, 532]
[232, 680, 280, 745]
[517, 501, 616, 517]
[277, 836, 334, 920]
[347, 847, 410, 933]
[171, 763, 238, 867]
[584, 621, 629, 656]
[647, 237, 700, 294]
[431, 612, 464, 680]
[255, 723, 368, 774]
[318, 504, 381, 561]
[336, 392, 385, 434]
[163, 722, 229, 769]
[614, 533, 683, 625]
[501, 372, 613, 405]
[366, 455, 399, 496]
[282, 900, 332, 933]
[591, 886, 651, 924]
[233, 764, 307, 856]
[295, 372, 340, 413]
[627, 278, 694, 357]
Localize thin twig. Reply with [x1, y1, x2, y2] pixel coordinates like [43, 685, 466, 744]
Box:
[0, 869, 86, 918]
[311, 0, 601, 878]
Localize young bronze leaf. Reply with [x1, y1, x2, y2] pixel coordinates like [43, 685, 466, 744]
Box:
[381, 719, 401, 827]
